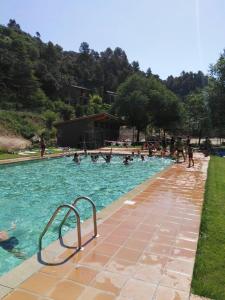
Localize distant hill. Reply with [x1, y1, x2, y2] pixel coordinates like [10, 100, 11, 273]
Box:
[0, 19, 210, 141]
[0, 19, 135, 114]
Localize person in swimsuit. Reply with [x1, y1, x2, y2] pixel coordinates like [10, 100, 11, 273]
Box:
[40, 136, 46, 158]
[123, 155, 130, 165]
[73, 152, 80, 164]
[0, 230, 25, 259]
[100, 148, 112, 163]
[187, 144, 194, 167]
[175, 137, 185, 163]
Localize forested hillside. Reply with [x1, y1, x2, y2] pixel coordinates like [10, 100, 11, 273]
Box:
[0, 19, 224, 143]
[165, 71, 208, 99]
[0, 19, 136, 113]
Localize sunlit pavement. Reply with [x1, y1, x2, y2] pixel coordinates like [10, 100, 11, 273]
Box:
[1, 153, 209, 300]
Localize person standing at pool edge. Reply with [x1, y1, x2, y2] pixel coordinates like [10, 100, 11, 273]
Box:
[187, 144, 194, 168]
[40, 136, 46, 158]
[175, 137, 185, 163]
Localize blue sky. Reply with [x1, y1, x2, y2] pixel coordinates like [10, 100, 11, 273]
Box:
[1, 0, 225, 79]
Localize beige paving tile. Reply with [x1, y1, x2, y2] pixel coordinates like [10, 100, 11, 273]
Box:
[0, 285, 12, 298]
[165, 258, 194, 276]
[104, 234, 128, 246]
[139, 253, 168, 267]
[134, 263, 164, 284]
[91, 271, 128, 295]
[123, 238, 149, 251]
[94, 242, 121, 256]
[105, 257, 137, 276]
[19, 272, 59, 295]
[80, 251, 111, 268]
[114, 247, 142, 263]
[120, 278, 157, 300]
[175, 238, 197, 251]
[153, 285, 189, 300]
[40, 262, 74, 278]
[159, 269, 191, 291]
[151, 233, 176, 246]
[145, 242, 173, 256]
[78, 287, 116, 300]
[132, 230, 154, 241]
[3, 290, 39, 300]
[171, 247, 196, 262]
[48, 280, 84, 300]
[67, 265, 98, 285]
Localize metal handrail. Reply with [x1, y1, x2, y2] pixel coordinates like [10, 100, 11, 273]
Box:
[59, 196, 98, 238]
[39, 204, 81, 251]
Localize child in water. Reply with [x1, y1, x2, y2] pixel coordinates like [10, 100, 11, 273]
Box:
[100, 148, 112, 163]
[0, 224, 26, 259]
[73, 153, 80, 164]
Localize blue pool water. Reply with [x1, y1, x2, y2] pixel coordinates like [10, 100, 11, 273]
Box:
[0, 155, 172, 276]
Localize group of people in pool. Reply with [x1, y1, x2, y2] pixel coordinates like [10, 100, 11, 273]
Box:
[73, 149, 147, 165]
[71, 135, 211, 168]
[71, 135, 213, 168]
[148, 136, 194, 167]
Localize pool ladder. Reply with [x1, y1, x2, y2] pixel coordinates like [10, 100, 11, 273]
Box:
[39, 196, 98, 251]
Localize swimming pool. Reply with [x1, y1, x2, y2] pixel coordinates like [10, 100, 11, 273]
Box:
[0, 155, 172, 276]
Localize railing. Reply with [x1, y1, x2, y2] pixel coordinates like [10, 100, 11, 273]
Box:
[39, 196, 98, 252]
[39, 204, 81, 251]
[59, 196, 98, 238]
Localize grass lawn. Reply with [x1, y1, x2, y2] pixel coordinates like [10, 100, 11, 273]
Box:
[0, 153, 22, 160]
[192, 156, 225, 300]
[0, 147, 74, 161]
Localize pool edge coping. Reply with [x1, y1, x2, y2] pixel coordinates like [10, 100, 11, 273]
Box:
[0, 161, 173, 299]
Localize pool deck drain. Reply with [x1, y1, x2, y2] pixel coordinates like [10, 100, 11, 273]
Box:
[0, 154, 209, 300]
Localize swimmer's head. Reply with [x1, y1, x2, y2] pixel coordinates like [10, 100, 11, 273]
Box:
[0, 231, 9, 242]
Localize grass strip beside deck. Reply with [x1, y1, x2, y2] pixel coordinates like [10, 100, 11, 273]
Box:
[192, 156, 225, 300]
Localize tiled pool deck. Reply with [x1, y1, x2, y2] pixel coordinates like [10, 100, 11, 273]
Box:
[0, 154, 209, 300]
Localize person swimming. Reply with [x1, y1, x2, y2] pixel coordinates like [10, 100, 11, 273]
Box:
[123, 155, 130, 165]
[0, 229, 26, 259]
[91, 154, 99, 163]
[83, 149, 88, 157]
[100, 148, 112, 163]
[73, 152, 80, 164]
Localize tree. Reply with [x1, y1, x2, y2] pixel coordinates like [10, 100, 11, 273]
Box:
[148, 89, 182, 134]
[54, 101, 74, 121]
[208, 55, 225, 137]
[79, 42, 90, 55]
[146, 68, 152, 77]
[7, 19, 21, 30]
[87, 94, 110, 115]
[114, 74, 181, 140]
[42, 110, 57, 129]
[184, 90, 211, 143]
[165, 71, 208, 99]
[131, 61, 140, 72]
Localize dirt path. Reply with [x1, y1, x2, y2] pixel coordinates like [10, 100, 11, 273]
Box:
[0, 135, 31, 150]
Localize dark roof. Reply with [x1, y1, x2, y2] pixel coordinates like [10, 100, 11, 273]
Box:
[55, 113, 120, 127]
[106, 91, 118, 95]
[71, 85, 92, 91]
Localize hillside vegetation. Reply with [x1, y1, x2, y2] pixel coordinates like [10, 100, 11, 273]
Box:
[0, 19, 224, 144]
